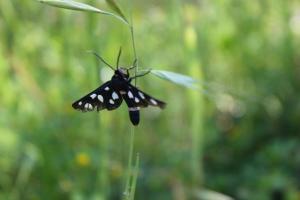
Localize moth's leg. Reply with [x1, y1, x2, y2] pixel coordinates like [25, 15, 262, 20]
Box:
[127, 59, 137, 71]
[128, 69, 151, 82]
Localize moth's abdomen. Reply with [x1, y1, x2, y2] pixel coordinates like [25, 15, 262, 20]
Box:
[128, 107, 140, 126]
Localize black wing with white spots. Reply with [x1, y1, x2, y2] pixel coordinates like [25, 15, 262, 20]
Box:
[72, 81, 123, 112]
[122, 84, 166, 109]
[119, 84, 165, 126]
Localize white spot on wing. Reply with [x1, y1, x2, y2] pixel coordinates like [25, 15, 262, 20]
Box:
[90, 93, 97, 99]
[88, 104, 93, 110]
[150, 99, 157, 105]
[138, 91, 145, 99]
[84, 103, 89, 109]
[105, 87, 109, 91]
[135, 97, 140, 103]
[98, 95, 104, 102]
[128, 91, 134, 99]
[112, 92, 119, 100]
[109, 99, 114, 104]
[129, 107, 140, 111]
[78, 101, 82, 106]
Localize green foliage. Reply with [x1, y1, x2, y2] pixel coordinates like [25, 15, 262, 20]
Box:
[38, 0, 129, 24]
[0, 0, 300, 200]
[105, 0, 128, 23]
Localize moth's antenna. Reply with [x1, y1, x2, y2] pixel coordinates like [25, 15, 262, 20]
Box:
[116, 47, 122, 69]
[87, 51, 115, 71]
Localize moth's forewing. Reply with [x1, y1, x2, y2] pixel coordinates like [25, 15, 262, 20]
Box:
[72, 81, 123, 112]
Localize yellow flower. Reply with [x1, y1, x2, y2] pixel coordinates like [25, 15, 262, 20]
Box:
[75, 152, 91, 167]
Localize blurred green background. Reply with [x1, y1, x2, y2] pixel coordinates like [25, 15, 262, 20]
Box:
[1, 0, 300, 199]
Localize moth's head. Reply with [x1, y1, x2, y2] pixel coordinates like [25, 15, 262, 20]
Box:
[115, 67, 129, 79]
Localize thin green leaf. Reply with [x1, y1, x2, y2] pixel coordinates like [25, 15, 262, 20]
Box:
[38, 0, 129, 25]
[193, 189, 234, 200]
[129, 154, 139, 200]
[105, 0, 128, 23]
[151, 69, 199, 89]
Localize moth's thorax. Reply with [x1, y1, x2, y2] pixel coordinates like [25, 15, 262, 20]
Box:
[117, 67, 128, 75]
[111, 67, 130, 90]
[112, 67, 129, 80]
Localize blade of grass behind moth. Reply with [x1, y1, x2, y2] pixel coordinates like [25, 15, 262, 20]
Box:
[193, 188, 234, 200]
[150, 69, 199, 89]
[129, 154, 139, 200]
[92, 52, 110, 199]
[151, 70, 261, 105]
[151, 69, 224, 105]
[123, 127, 136, 200]
[105, 0, 128, 23]
[38, 0, 129, 25]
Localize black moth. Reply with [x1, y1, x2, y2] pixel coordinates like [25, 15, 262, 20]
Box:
[72, 49, 166, 126]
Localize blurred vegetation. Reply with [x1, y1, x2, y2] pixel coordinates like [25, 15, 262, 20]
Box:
[1, 0, 300, 199]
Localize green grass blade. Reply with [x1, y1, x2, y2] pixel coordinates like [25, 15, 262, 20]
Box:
[193, 189, 234, 200]
[151, 69, 198, 89]
[105, 0, 128, 23]
[38, 0, 129, 25]
[129, 154, 139, 200]
[123, 128, 136, 200]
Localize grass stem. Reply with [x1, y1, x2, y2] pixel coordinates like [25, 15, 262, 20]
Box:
[123, 5, 140, 200]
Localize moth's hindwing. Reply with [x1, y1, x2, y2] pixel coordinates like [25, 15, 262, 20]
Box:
[123, 84, 166, 109]
[72, 81, 123, 112]
[120, 84, 166, 126]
